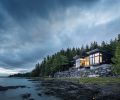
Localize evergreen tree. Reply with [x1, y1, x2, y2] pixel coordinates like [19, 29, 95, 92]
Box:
[112, 40, 120, 74]
[85, 44, 89, 52]
[90, 41, 98, 50]
[31, 63, 40, 77]
[118, 34, 120, 41]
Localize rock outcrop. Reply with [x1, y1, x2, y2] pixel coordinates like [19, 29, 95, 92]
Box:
[54, 64, 112, 78]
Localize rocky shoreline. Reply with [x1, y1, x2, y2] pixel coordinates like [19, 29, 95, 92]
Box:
[0, 78, 119, 100]
[0, 85, 26, 91]
[40, 79, 120, 100]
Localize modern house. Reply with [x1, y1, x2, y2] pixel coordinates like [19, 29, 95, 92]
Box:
[73, 49, 111, 68]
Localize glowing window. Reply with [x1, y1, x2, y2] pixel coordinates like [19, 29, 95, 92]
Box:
[100, 56, 102, 63]
[95, 53, 99, 56]
[90, 55, 93, 58]
[95, 56, 99, 64]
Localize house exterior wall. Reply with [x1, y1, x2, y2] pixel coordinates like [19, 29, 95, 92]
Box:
[75, 58, 80, 68]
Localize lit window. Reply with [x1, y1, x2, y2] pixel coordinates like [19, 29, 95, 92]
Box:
[90, 55, 93, 57]
[95, 53, 99, 56]
[100, 56, 102, 63]
[99, 53, 102, 56]
[95, 56, 99, 64]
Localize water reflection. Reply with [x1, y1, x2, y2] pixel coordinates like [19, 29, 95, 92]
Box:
[0, 78, 61, 100]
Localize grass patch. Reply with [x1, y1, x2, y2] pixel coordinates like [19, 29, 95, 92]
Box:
[78, 77, 120, 84]
[44, 77, 120, 85]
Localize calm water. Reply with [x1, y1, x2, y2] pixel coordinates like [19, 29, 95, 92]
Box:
[0, 77, 61, 100]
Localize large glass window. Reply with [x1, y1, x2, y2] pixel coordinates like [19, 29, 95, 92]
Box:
[90, 55, 93, 57]
[100, 56, 102, 63]
[85, 57, 89, 66]
[95, 53, 99, 56]
[95, 56, 99, 64]
[89, 52, 102, 65]
[99, 53, 102, 56]
[94, 53, 99, 64]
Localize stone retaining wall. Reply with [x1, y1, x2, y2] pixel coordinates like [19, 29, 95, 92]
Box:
[54, 64, 112, 78]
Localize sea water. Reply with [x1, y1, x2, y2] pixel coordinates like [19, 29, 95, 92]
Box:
[0, 77, 61, 100]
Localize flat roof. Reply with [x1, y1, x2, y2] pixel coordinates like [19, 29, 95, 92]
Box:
[87, 49, 101, 55]
[73, 49, 103, 60]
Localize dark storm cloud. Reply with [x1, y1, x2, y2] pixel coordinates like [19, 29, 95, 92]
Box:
[0, 0, 120, 75]
[0, 0, 98, 21]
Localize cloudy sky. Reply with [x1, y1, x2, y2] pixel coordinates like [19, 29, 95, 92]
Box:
[0, 0, 120, 76]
